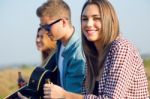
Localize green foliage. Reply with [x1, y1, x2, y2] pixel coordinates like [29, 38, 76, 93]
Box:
[144, 59, 150, 68]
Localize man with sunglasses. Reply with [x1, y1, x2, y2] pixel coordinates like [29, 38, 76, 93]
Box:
[37, 0, 85, 94]
[18, 0, 85, 98]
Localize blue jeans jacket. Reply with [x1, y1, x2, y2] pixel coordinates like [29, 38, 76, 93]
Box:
[48, 31, 86, 94]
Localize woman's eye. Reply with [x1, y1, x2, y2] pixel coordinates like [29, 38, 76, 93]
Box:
[82, 18, 88, 21]
[94, 17, 101, 21]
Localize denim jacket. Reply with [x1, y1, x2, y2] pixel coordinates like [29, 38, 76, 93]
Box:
[52, 31, 85, 93]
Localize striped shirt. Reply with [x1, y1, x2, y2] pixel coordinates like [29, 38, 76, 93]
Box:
[83, 37, 149, 99]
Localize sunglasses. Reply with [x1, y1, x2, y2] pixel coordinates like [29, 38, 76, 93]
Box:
[40, 19, 62, 32]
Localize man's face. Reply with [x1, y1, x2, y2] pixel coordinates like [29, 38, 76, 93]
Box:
[39, 16, 65, 41]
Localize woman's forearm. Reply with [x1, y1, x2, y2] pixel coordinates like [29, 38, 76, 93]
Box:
[64, 91, 84, 99]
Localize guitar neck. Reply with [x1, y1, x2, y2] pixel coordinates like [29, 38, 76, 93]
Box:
[4, 85, 38, 99]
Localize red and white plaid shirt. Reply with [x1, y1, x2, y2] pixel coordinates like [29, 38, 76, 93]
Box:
[83, 37, 149, 99]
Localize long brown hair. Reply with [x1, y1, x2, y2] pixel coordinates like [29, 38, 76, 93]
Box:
[41, 33, 56, 65]
[81, 0, 120, 93]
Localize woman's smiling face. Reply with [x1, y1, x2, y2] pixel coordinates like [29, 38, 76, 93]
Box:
[81, 4, 102, 42]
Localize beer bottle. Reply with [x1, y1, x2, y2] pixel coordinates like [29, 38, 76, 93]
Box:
[17, 71, 26, 88]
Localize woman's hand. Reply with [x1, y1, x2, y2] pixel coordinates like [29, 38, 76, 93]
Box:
[43, 83, 66, 99]
[17, 92, 29, 99]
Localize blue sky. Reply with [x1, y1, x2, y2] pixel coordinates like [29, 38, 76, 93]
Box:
[0, 0, 150, 66]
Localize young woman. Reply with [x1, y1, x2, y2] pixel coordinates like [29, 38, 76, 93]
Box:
[36, 27, 56, 65]
[43, 0, 149, 99]
[17, 28, 56, 88]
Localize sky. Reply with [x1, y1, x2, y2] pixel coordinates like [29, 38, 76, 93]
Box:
[0, 0, 150, 66]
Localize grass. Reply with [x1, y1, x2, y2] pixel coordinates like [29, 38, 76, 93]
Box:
[0, 60, 150, 98]
[144, 59, 150, 94]
[0, 66, 34, 98]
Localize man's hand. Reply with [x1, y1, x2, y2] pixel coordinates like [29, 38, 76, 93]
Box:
[43, 83, 65, 99]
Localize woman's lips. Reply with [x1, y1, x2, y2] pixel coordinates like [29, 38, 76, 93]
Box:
[37, 43, 43, 47]
[86, 30, 97, 35]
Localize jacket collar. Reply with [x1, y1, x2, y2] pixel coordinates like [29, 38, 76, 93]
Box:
[57, 28, 80, 57]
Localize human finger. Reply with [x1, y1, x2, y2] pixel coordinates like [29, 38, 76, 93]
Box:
[17, 92, 28, 99]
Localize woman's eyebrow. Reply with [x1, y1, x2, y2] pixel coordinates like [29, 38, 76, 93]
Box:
[81, 14, 100, 17]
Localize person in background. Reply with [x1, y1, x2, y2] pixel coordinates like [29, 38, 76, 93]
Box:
[44, 0, 149, 98]
[17, 28, 56, 88]
[36, 27, 56, 66]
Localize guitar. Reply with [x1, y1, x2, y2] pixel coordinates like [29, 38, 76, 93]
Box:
[4, 52, 58, 99]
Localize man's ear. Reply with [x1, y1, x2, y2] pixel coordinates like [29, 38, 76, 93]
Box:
[61, 18, 68, 27]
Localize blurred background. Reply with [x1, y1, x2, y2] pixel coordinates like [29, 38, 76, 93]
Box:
[0, 0, 149, 98]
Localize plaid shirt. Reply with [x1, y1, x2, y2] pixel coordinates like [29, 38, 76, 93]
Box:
[83, 37, 149, 99]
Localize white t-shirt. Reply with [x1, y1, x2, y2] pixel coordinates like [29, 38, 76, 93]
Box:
[58, 44, 65, 87]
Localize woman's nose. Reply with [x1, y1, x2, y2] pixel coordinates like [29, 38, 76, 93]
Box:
[36, 37, 41, 42]
[86, 19, 94, 27]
